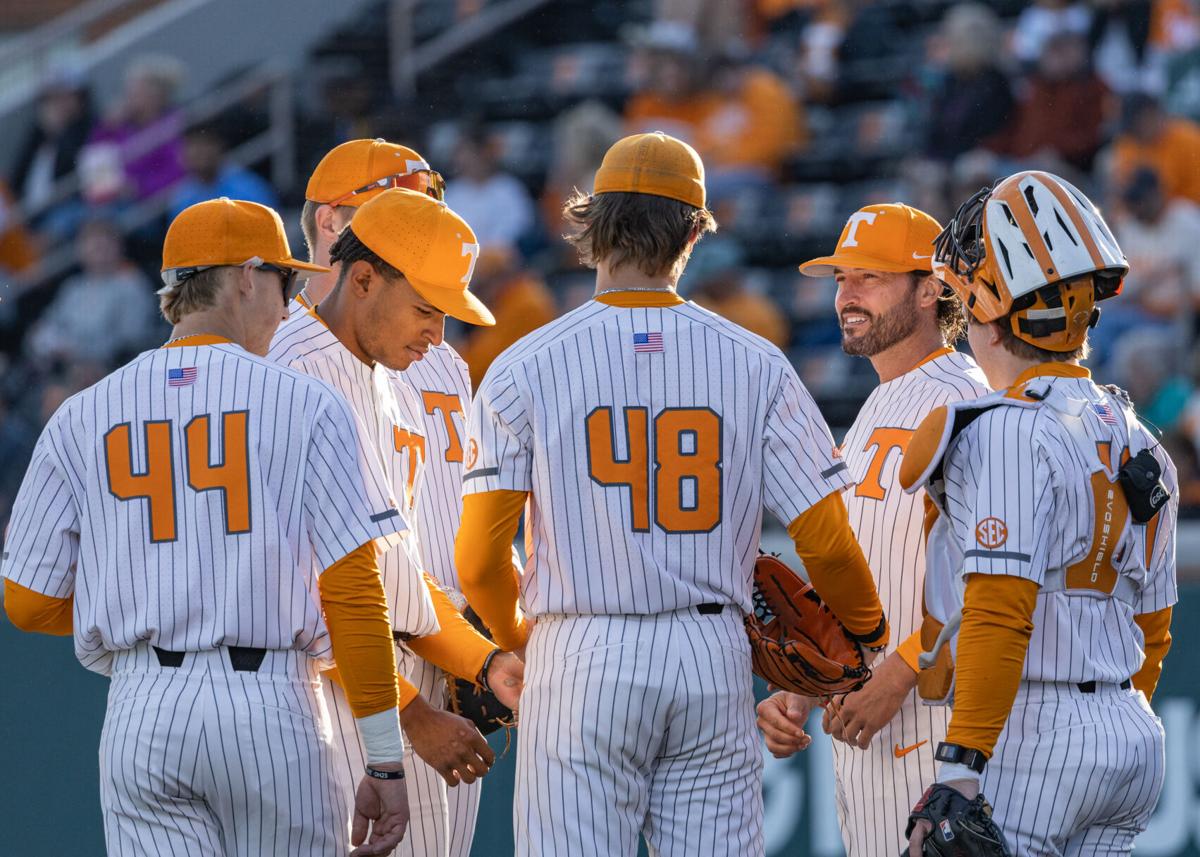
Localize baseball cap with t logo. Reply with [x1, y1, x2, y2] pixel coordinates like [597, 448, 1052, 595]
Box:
[798, 203, 942, 277]
[346, 187, 495, 326]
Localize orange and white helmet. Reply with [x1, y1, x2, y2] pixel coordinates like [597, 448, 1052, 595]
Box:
[933, 171, 1127, 352]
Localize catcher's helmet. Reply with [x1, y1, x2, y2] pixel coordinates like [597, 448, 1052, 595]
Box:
[933, 171, 1128, 352]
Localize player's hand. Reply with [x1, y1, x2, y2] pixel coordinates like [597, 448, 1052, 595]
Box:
[349, 764, 409, 856]
[399, 694, 495, 786]
[756, 691, 815, 757]
[823, 651, 916, 749]
[906, 779, 980, 856]
[487, 651, 524, 711]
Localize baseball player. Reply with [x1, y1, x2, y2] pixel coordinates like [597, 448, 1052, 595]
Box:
[2, 198, 412, 856]
[756, 203, 989, 856]
[297, 139, 496, 857]
[900, 171, 1177, 855]
[455, 132, 890, 856]
[270, 187, 522, 855]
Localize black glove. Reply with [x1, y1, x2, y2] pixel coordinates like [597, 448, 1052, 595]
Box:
[903, 784, 1012, 857]
[444, 607, 515, 736]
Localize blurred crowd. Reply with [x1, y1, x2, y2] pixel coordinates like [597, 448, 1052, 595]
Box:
[3, 0, 1200, 529]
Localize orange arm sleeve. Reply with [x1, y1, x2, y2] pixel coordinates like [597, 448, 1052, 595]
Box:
[944, 573, 1039, 757]
[456, 490, 530, 651]
[3, 578, 73, 636]
[317, 542, 400, 718]
[896, 630, 923, 672]
[787, 492, 888, 648]
[1132, 607, 1172, 701]
[407, 572, 497, 681]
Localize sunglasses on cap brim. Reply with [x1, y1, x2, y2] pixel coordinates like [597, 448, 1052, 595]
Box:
[327, 169, 446, 207]
[160, 258, 305, 304]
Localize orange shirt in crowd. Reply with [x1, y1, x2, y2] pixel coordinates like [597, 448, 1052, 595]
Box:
[693, 289, 789, 348]
[625, 68, 804, 175]
[461, 273, 557, 389]
[1114, 118, 1200, 204]
[0, 183, 37, 275]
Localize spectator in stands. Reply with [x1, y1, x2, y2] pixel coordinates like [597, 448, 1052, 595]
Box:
[1011, 0, 1093, 66]
[458, 247, 556, 388]
[542, 101, 624, 240]
[444, 125, 538, 254]
[624, 22, 709, 143]
[1090, 0, 1162, 94]
[1091, 167, 1200, 368]
[920, 3, 1015, 162]
[0, 183, 39, 278]
[626, 24, 803, 198]
[169, 122, 278, 218]
[8, 67, 94, 237]
[82, 55, 186, 204]
[794, 0, 850, 103]
[654, 0, 746, 55]
[25, 218, 161, 366]
[1111, 91, 1200, 202]
[680, 236, 789, 347]
[1004, 31, 1112, 171]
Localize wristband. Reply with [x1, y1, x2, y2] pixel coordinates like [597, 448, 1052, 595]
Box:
[366, 766, 406, 780]
[478, 647, 500, 693]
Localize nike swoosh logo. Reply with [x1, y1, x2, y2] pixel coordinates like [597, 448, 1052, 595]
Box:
[912, 252, 931, 260]
[893, 740, 928, 758]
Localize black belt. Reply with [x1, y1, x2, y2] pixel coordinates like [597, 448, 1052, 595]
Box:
[152, 645, 267, 673]
[1077, 679, 1132, 693]
[696, 603, 724, 615]
[392, 630, 415, 644]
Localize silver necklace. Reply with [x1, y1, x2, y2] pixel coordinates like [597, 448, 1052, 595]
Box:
[594, 286, 678, 297]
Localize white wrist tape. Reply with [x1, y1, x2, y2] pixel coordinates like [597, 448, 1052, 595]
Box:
[936, 761, 982, 785]
[356, 708, 406, 766]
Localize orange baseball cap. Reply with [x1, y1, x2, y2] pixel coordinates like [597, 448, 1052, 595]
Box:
[593, 132, 706, 209]
[306, 138, 442, 207]
[348, 188, 496, 326]
[161, 197, 328, 284]
[799, 203, 943, 277]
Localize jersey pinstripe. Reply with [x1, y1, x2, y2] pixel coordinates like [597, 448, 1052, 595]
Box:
[1, 341, 407, 672]
[269, 309, 438, 637]
[932, 376, 1178, 686]
[399, 343, 473, 591]
[465, 295, 851, 857]
[465, 299, 851, 616]
[832, 349, 990, 857]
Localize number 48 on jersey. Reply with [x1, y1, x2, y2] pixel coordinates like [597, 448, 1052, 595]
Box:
[585, 406, 723, 534]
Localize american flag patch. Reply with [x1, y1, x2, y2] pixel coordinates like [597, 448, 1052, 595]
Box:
[168, 367, 198, 387]
[1092, 402, 1118, 426]
[633, 332, 663, 353]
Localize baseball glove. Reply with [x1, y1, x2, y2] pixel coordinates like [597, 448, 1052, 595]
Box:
[745, 552, 870, 697]
[903, 784, 1012, 857]
[445, 606, 515, 736]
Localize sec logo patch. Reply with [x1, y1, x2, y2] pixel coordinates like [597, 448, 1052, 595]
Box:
[976, 516, 1008, 549]
[465, 438, 479, 470]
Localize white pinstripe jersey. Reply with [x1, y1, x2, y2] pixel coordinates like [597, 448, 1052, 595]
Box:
[925, 372, 1179, 685]
[0, 341, 407, 674]
[269, 310, 439, 637]
[398, 343, 473, 591]
[464, 297, 851, 617]
[842, 349, 990, 658]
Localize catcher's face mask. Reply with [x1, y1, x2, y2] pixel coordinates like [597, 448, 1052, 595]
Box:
[934, 171, 1126, 352]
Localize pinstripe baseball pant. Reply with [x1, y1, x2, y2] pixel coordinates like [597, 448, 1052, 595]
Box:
[982, 680, 1165, 855]
[101, 643, 347, 856]
[514, 607, 764, 856]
